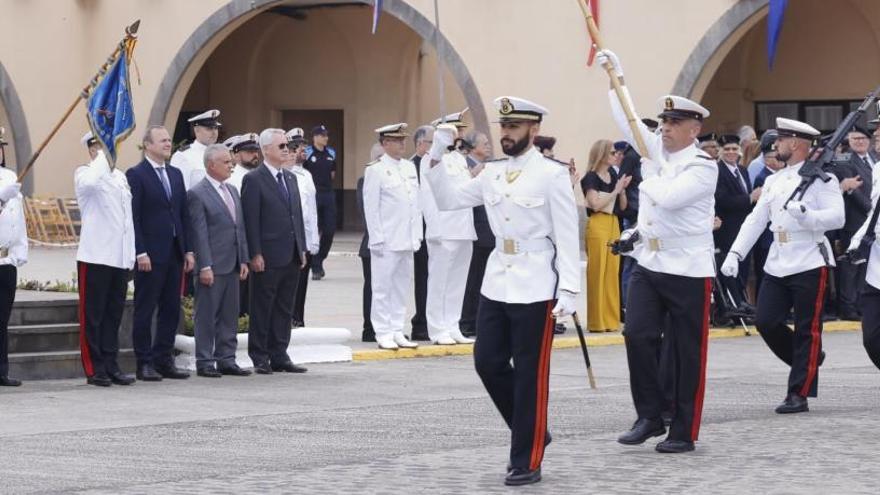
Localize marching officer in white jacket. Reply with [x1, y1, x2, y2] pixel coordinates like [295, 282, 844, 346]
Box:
[363, 123, 422, 350]
[286, 129, 320, 327]
[0, 130, 26, 387]
[598, 49, 717, 454]
[75, 146, 137, 387]
[723, 118, 844, 413]
[426, 96, 579, 486]
[848, 185, 880, 371]
[421, 110, 476, 345]
[171, 109, 222, 190]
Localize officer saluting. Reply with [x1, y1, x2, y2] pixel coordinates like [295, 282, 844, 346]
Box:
[171, 109, 222, 190]
[722, 118, 844, 414]
[0, 128, 26, 387]
[426, 96, 580, 486]
[363, 123, 422, 350]
[597, 49, 717, 454]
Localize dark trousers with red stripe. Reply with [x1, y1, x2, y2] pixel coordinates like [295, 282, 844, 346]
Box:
[0, 266, 16, 377]
[755, 267, 827, 398]
[858, 283, 880, 370]
[77, 262, 129, 377]
[624, 265, 710, 442]
[474, 295, 554, 471]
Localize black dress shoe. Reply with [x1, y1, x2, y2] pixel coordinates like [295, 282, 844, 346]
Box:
[272, 361, 308, 373]
[819, 350, 826, 367]
[0, 375, 22, 387]
[109, 372, 135, 385]
[311, 270, 324, 281]
[197, 368, 222, 378]
[775, 394, 809, 414]
[655, 439, 695, 453]
[410, 330, 431, 342]
[362, 331, 376, 343]
[87, 374, 112, 387]
[839, 312, 860, 321]
[218, 365, 252, 376]
[505, 467, 542, 486]
[155, 365, 190, 380]
[136, 364, 163, 382]
[292, 320, 304, 329]
[253, 362, 274, 375]
[618, 418, 666, 445]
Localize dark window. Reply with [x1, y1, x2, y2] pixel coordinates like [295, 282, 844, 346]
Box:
[755, 99, 879, 135]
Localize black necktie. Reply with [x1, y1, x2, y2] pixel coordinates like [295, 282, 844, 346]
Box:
[276, 171, 290, 205]
[733, 167, 746, 194]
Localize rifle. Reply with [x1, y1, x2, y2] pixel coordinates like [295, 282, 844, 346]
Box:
[784, 85, 880, 209]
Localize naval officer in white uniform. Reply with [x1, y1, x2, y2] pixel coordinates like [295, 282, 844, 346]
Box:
[363, 123, 422, 350]
[0, 131, 26, 387]
[722, 117, 844, 414]
[171, 109, 222, 190]
[426, 96, 580, 486]
[598, 49, 717, 455]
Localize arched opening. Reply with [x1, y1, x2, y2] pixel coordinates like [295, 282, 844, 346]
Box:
[0, 61, 32, 193]
[675, 0, 880, 134]
[149, 0, 487, 230]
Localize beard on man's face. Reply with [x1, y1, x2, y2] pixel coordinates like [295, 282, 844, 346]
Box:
[500, 134, 531, 157]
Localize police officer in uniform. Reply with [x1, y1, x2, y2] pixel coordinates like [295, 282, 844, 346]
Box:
[363, 123, 422, 350]
[75, 142, 137, 386]
[421, 109, 476, 345]
[598, 49, 717, 454]
[305, 125, 337, 280]
[722, 117, 844, 414]
[286, 129, 320, 327]
[171, 109, 222, 190]
[426, 96, 579, 486]
[0, 129, 25, 387]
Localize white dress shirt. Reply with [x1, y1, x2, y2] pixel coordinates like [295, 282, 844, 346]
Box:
[363, 153, 423, 252]
[426, 146, 580, 304]
[0, 167, 28, 267]
[75, 151, 136, 270]
[609, 88, 718, 278]
[731, 161, 844, 278]
[290, 164, 320, 254]
[227, 164, 250, 193]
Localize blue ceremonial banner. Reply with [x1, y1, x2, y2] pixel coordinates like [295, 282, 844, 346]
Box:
[86, 40, 136, 165]
[371, 0, 383, 34]
[767, 0, 788, 70]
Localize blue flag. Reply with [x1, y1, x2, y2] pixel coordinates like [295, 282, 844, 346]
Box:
[767, 0, 788, 70]
[371, 0, 383, 34]
[86, 42, 136, 165]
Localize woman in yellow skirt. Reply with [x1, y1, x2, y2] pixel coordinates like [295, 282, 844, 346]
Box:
[580, 140, 631, 332]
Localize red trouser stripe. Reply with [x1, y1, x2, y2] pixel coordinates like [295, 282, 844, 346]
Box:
[800, 267, 827, 397]
[77, 263, 95, 377]
[529, 302, 555, 471]
[690, 278, 712, 442]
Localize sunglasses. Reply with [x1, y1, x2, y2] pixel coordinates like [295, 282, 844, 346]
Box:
[277, 142, 289, 150]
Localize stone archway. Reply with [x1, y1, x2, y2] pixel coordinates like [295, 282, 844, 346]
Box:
[148, 0, 489, 134]
[670, 0, 769, 100]
[0, 61, 33, 193]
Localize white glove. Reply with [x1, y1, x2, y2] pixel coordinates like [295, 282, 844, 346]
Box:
[785, 201, 808, 221]
[720, 252, 740, 278]
[428, 124, 457, 162]
[640, 157, 660, 179]
[596, 49, 624, 77]
[552, 290, 578, 318]
[0, 183, 20, 202]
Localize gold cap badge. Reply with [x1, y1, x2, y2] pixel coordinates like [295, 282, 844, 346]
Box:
[665, 97, 674, 111]
[500, 98, 513, 115]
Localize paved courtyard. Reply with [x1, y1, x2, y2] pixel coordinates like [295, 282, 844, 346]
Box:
[0, 330, 877, 494]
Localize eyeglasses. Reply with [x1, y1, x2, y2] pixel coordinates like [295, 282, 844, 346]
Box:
[278, 143, 289, 150]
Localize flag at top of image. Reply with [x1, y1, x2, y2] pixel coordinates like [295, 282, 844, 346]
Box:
[85, 37, 137, 165]
[371, 0, 383, 34]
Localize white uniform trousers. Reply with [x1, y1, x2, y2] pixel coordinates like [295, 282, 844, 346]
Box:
[370, 248, 414, 337]
[426, 239, 473, 340]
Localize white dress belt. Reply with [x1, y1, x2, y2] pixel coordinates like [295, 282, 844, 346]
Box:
[772, 230, 825, 244]
[495, 237, 553, 255]
[643, 232, 713, 251]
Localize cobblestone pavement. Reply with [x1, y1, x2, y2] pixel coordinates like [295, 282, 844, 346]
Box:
[1, 331, 877, 494]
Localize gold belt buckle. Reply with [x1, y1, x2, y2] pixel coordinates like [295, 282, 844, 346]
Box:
[0, 247, 8, 258]
[778, 232, 790, 243]
[503, 239, 517, 255]
[648, 238, 661, 251]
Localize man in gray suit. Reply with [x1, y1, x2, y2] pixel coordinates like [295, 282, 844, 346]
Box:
[242, 129, 309, 374]
[187, 144, 252, 377]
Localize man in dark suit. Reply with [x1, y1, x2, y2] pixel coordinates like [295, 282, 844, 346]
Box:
[127, 125, 194, 381]
[409, 125, 433, 341]
[714, 134, 758, 305]
[241, 128, 308, 374]
[834, 127, 875, 320]
[187, 144, 251, 378]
